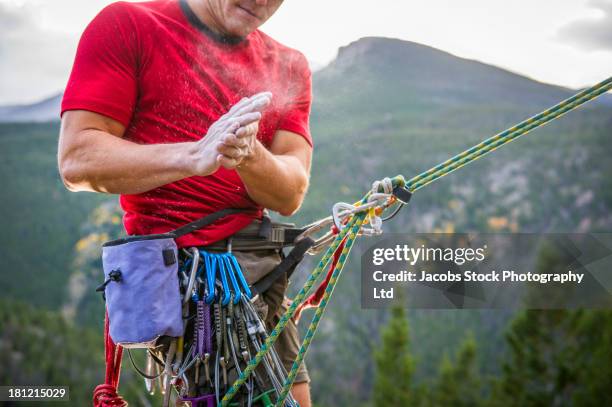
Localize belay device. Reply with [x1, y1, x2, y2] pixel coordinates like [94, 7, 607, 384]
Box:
[93, 76, 612, 407]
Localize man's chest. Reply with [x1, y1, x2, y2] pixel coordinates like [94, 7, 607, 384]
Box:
[127, 33, 288, 147]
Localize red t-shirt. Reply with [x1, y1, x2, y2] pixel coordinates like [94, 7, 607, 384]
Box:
[62, 0, 312, 248]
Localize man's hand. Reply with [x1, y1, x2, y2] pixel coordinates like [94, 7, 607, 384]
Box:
[216, 121, 260, 169]
[189, 92, 271, 176]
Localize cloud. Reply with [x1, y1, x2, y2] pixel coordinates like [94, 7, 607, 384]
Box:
[1, 0, 611, 104]
[0, 3, 28, 31]
[0, 2, 77, 104]
[557, 0, 612, 52]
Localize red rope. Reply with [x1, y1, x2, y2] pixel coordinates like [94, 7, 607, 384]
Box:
[93, 312, 127, 407]
[295, 239, 346, 322]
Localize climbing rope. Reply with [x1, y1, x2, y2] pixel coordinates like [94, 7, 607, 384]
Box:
[220, 212, 367, 405]
[220, 76, 612, 406]
[275, 215, 367, 405]
[93, 313, 127, 407]
[406, 76, 612, 192]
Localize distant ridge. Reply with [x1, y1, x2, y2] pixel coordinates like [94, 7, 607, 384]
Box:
[0, 93, 61, 123]
[0, 37, 609, 122]
[316, 37, 611, 109]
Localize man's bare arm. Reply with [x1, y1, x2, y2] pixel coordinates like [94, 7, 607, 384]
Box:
[58, 93, 271, 195]
[234, 130, 312, 216]
[58, 110, 198, 194]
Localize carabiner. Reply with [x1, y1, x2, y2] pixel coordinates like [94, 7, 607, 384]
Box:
[183, 247, 200, 304]
[216, 253, 232, 306]
[332, 202, 355, 231]
[203, 251, 217, 304]
[221, 253, 242, 305]
[229, 254, 252, 300]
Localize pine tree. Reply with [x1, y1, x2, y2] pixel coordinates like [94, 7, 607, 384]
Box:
[431, 334, 481, 407]
[490, 242, 574, 406]
[490, 241, 612, 407]
[491, 309, 572, 406]
[570, 310, 612, 406]
[373, 304, 415, 407]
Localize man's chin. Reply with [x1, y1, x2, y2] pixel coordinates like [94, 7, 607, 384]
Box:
[226, 24, 257, 39]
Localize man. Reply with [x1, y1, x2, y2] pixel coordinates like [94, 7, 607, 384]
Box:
[58, 0, 313, 405]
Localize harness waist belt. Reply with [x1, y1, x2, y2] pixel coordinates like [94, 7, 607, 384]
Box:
[203, 217, 305, 251]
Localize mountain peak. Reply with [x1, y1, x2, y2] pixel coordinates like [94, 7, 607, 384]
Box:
[316, 36, 571, 109]
[332, 36, 454, 71]
[338, 36, 438, 57]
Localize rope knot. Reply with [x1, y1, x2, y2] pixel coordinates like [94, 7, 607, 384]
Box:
[93, 384, 127, 407]
[371, 177, 393, 194]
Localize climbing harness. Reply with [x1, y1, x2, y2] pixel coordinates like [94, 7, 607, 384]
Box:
[95, 213, 307, 406]
[93, 76, 612, 407]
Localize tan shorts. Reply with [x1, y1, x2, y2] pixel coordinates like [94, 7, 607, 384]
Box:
[233, 249, 310, 384]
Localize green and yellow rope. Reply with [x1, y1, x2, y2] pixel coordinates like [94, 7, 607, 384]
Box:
[220, 76, 612, 406]
[406, 76, 612, 192]
[274, 214, 367, 406]
[220, 215, 362, 406]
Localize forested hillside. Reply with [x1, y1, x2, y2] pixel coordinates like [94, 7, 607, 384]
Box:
[1, 37, 610, 405]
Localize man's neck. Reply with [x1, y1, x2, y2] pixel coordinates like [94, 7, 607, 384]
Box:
[183, 0, 245, 44]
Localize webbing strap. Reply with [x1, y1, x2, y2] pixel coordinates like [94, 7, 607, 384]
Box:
[102, 208, 254, 247]
[196, 301, 212, 357]
[170, 208, 250, 238]
[294, 239, 345, 322]
[250, 237, 316, 296]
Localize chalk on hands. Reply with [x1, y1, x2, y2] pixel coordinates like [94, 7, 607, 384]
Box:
[231, 94, 271, 117]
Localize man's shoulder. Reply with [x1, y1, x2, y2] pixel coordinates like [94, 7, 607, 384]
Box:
[252, 30, 310, 70]
[102, 0, 169, 12]
[95, 1, 172, 24]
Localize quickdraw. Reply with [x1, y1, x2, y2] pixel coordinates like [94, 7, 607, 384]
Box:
[137, 247, 300, 407]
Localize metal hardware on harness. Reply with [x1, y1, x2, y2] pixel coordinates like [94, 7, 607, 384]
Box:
[184, 248, 200, 304]
[139, 247, 298, 407]
[269, 227, 285, 243]
[392, 185, 412, 204]
[331, 202, 355, 232]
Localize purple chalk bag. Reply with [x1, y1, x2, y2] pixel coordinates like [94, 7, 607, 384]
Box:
[99, 208, 246, 348]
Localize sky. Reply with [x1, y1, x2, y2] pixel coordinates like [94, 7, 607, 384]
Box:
[0, 0, 611, 105]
